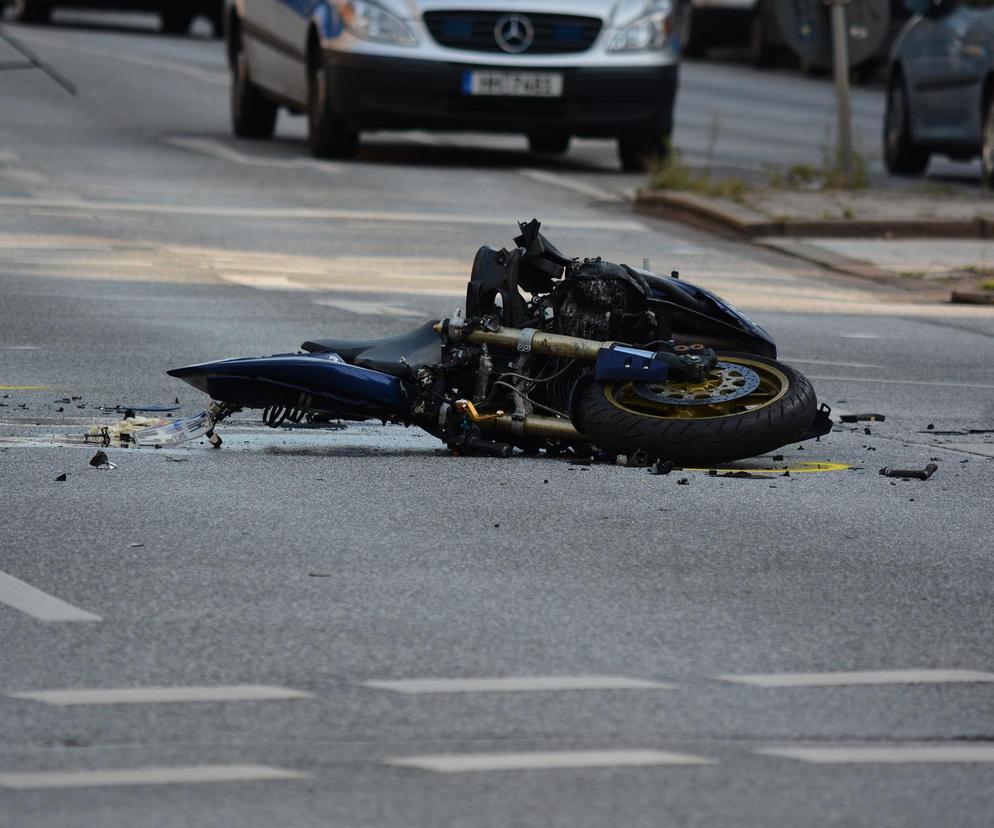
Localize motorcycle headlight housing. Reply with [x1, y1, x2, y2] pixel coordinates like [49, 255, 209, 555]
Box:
[338, 0, 418, 46]
[608, 5, 673, 52]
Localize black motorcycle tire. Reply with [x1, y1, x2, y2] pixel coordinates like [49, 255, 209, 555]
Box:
[573, 353, 817, 465]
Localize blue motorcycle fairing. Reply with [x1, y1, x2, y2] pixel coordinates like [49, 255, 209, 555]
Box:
[666, 280, 772, 344]
[594, 345, 672, 383]
[167, 352, 410, 416]
[633, 268, 777, 355]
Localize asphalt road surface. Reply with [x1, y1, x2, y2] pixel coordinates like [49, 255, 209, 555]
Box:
[1, 12, 993, 828]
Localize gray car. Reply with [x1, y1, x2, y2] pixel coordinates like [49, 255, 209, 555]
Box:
[225, 0, 680, 170]
[885, 0, 994, 182]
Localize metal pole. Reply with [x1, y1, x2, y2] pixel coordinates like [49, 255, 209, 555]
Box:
[829, 0, 853, 180]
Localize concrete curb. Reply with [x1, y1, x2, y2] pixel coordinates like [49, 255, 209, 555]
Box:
[634, 190, 994, 240]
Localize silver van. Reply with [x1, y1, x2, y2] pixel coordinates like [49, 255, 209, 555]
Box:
[225, 0, 680, 169]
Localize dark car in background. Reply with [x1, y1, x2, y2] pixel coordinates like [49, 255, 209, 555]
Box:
[885, 0, 994, 183]
[1, 0, 222, 34]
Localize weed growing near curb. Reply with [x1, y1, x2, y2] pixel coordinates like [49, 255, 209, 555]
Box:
[649, 148, 748, 203]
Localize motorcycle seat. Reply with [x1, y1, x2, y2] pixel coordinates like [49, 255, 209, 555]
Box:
[301, 320, 441, 378]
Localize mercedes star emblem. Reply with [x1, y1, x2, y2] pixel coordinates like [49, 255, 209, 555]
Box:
[494, 14, 534, 53]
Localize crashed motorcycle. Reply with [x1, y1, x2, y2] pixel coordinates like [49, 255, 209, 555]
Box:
[168, 220, 832, 464]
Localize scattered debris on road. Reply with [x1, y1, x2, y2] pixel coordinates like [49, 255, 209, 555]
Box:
[72, 411, 213, 449]
[677, 478, 689, 485]
[879, 463, 938, 481]
[839, 413, 886, 423]
[54, 473, 67, 482]
[649, 460, 674, 476]
[88, 450, 116, 469]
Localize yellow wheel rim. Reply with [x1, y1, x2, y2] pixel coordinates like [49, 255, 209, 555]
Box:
[604, 357, 790, 420]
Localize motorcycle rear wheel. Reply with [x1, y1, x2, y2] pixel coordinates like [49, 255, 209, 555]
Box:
[573, 353, 817, 465]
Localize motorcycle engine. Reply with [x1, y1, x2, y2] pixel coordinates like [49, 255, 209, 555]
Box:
[553, 259, 658, 345]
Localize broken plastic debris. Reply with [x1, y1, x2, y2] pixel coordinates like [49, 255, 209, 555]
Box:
[71, 411, 212, 449]
[879, 463, 938, 481]
[88, 450, 116, 469]
[676, 478, 689, 485]
[839, 413, 886, 423]
[649, 460, 674, 476]
[100, 404, 181, 414]
[54, 472, 67, 482]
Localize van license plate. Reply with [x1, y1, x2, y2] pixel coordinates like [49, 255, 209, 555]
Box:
[463, 71, 564, 97]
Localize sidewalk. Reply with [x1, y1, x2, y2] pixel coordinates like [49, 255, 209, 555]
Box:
[635, 185, 994, 304]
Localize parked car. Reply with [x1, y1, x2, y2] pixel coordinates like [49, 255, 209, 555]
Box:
[679, 0, 908, 72]
[677, 0, 783, 65]
[2, 0, 223, 35]
[885, 0, 994, 182]
[224, 0, 680, 170]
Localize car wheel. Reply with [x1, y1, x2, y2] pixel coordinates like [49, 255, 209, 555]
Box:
[618, 132, 670, 173]
[308, 56, 359, 160]
[981, 96, 994, 188]
[883, 74, 929, 176]
[678, 2, 706, 58]
[528, 134, 570, 155]
[11, 0, 51, 23]
[161, 11, 194, 34]
[231, 40, 277, 139]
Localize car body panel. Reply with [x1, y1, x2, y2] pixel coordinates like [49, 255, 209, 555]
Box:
[892, 2, 994, 154]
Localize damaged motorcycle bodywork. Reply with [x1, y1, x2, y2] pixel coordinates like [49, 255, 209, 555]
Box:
[169, 221, 832, 464]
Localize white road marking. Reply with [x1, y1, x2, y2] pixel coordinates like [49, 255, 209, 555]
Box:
[165, 137, 343, 175]
[218, 274, 315, 291]
[941, 442, 994, 458]
[757, 746, 994, 764]
[719, 669, 994, 688]
[0, 571, 100, 622]
[0, 765, 309, 790]
[518, 168, 625, 203]
[808, 375, 994, 390]
[312, 297, 423, 318]
[8, 685, 313, 706]
[0, 196, 645, 232]
[9, 31, 227, 85]
[386, 749, 714, 773]
[780, 358, 881, 369]
[364, 676, 673, 694]
[841, 333, 881, 339]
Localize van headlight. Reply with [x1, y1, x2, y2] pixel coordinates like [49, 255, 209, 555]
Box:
[338, 0, 418, 46]
[608, 6, 673, 52]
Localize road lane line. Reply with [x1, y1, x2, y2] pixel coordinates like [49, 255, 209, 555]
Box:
[312, 298, 423, 318]
[386, 750, 713, 772]
[364, 676, 673, 694]
[757, 746, 994, 764]
[8, 685, 313, 706]
[0, 765, 309, 790]
[7, 31, 227, 85]
[780, 358, 881, 369]
[808, 375, 994, 389]
[719, 670, 994, 688]
[0, 197, 645, 232]
[0, 571, 100, 622]
[518, 169, 625, 203]
[164, 137, 343, 175]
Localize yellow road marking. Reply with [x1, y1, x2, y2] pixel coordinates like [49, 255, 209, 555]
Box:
[0, 385, 48, 390]
[684, 461, 851, 474]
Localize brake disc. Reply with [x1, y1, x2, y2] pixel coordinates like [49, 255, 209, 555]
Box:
[632, 361, 761, 406]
